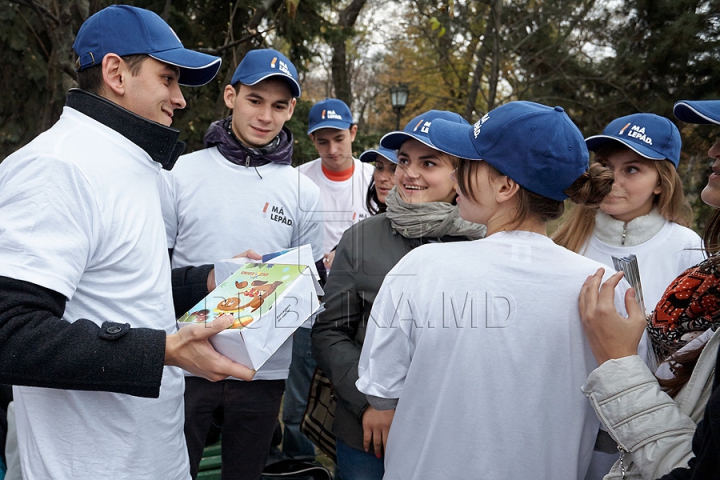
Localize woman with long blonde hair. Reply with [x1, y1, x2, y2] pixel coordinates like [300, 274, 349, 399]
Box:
[578, 99, 720, 480]
[554, 113, 705, 480]
[554, 113, 704, 354]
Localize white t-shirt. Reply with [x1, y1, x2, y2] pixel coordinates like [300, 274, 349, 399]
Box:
[357, 232, 627, 480]
[297, 158, 373, 255]
[0, 107, 188, 480]
[160, 146, 323, 379]
[583, 221, 704, 365]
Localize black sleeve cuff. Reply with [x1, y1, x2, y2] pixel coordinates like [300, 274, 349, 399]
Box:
[171, 264, 213, 317]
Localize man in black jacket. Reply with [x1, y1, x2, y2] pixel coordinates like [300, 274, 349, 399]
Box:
[0, 5, 253, 479]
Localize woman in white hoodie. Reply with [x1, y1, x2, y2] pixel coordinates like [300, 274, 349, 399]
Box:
[579, 99, 720, 479]
[555, 113, 705, 479]
[555, 113, 704, 338]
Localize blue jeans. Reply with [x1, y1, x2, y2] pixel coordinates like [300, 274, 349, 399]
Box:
[335, 438, 384, 480]
[282, 327, 317, 457]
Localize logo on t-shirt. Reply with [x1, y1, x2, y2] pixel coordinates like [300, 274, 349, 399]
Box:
[264, 203, 293, 226]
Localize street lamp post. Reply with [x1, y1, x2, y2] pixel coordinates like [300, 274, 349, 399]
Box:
[390, 84, 409, 130]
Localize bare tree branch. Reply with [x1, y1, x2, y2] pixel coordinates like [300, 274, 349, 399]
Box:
[200, 28, 275, 55]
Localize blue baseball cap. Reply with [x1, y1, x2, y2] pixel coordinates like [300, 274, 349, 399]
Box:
[673, 100, 720, 126]
[428, 101, 588, 201]
[73, 5, 221, 87]
[307, 98, 353, 134]
[585, 113, 681, 168]
[380, 110, 469, 150]
[359, 146, 398, 164]
[230, 49, 301, 98]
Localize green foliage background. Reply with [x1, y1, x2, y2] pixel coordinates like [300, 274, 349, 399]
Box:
[2, 0, 720, 228]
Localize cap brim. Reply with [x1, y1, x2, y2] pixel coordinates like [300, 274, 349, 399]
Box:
[236, 72, 301, 97]
[379, 131, 435, 150]
[426, 119, 482, 160]
[376, 147, 398, 164]
[359, 147, 398, 164]
[673, 100, 720, 125]
[308, 121, 353, 135]
[359, 150, 378, 163]
[150, 49, 222, 87]
[585, 135, 666, 160]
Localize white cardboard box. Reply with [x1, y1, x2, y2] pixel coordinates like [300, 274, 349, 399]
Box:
[178, 246, 321, 370]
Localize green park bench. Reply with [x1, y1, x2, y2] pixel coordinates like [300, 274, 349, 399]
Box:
[196, 441, 222, 479]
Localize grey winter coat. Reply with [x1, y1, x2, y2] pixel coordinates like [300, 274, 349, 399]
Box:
[581, 328, 720, 479]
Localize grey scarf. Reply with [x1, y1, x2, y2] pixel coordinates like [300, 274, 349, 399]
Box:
[385, 187, 486, 240]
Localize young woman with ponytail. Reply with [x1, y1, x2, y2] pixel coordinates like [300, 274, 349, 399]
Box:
[580, 100, 720, 479]
[356, 102, 622, 478]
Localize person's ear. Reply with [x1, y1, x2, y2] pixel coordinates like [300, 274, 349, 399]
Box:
[286, 98, 297, 120]
[349, 124, 358, 142]
[495, 175, 520, 204]
[653, 177, 663, 196]
[101, 54, 126, 97]
[223, 85, 237, 110]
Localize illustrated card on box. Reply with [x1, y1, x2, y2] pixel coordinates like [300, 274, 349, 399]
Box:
[178, 260, 319, 371]
[217, 244, 324, 297]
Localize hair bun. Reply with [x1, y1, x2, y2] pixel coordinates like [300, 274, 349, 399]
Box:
[564, 163, 613, 206]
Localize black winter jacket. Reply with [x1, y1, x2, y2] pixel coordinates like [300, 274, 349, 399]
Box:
[0, 264, 213, 399]
[0, 276, 166, 398]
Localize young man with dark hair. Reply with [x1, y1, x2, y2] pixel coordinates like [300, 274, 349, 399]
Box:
[299, 98, 374, 268]
[160, 49, 324, 479]
[0, 5, 252, 479]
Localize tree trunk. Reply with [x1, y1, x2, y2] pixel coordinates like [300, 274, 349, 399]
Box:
[329, 0, 367, 106]
[485, 0, 502, 111]
[464, 0, 501, 118]
[330, 38, 351, 104]
[36, 1, 89, 132]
